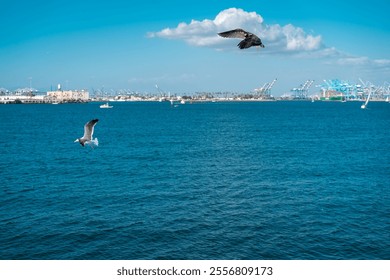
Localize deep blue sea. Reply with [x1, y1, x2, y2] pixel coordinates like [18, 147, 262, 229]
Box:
[0, 101, 389, 259]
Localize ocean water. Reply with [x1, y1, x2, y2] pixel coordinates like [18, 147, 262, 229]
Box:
[0, 101, 389, 260]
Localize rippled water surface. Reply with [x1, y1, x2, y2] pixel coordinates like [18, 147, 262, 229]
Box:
[1, 101, 389, 259]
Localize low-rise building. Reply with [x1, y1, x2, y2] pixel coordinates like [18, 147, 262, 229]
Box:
[46, 89, 89, 102]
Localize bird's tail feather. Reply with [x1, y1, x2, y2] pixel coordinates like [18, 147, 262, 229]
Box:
[92, 138, 99, 146]
[86, 138, 99, 147]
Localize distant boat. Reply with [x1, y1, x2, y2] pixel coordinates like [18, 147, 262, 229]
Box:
[361, 90, 372, 109]
[100, 102, 113, 109]
[386, 96, 389, 103]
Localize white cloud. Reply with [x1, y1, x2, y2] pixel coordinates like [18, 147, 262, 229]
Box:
[337, 57, 370, 65]
[148, 8, 322, 53]
[147, 8, 262, 48]
[373, 59, 390, 66]
[336, 56, 390, 69]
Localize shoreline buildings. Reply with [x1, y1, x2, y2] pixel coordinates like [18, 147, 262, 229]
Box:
[1, 80, 389, 104]
[47, 86, 89, 103]
[0, 84, 89, 104]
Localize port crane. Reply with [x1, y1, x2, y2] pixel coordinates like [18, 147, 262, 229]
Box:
[254, 78, 277, 97]
[290, 80, 314, 99]
[320, 79, 358, 100]
[359, 78, 377, 100]
[155, 84, 171, 101]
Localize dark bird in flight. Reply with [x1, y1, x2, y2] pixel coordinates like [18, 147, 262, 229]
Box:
[218, 28, 265, 49]
[74, 119, 99, 147]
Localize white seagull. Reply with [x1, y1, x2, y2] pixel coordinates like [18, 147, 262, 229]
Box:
[74, 119, 99, 147]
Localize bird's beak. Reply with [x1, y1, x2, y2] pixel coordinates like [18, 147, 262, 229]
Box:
[74, 139, 79, 143]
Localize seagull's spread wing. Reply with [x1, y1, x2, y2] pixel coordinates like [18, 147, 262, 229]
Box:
[218, 29, 251, 39]
[83, 119, 98, 140]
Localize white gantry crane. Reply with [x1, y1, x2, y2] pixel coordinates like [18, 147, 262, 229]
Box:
[254, 78, 277, 98]
[291, 79, 314, 99]
[155, 84, 171, 101]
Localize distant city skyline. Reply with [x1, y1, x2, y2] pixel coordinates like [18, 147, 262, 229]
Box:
[0, 0, 389, 96]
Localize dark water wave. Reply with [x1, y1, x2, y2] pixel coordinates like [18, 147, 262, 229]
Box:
[1, 101, 389, 259]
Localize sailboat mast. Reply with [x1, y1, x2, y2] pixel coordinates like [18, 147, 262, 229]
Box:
[365, 87, 372, 106]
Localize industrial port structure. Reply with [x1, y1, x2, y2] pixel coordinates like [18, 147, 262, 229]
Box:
[317, 79, 389, 101]
[1, 79, 389, 104]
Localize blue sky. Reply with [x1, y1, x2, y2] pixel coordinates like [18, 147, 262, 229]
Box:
[0, 0, 389, 96]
